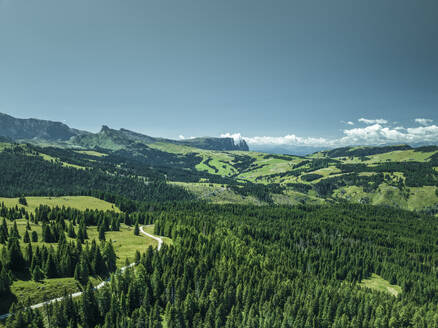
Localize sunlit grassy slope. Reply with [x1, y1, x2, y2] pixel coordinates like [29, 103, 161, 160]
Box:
[360, 273, 402, 297]
[0, 220, 161, 312]
[0, 196, 120, 213]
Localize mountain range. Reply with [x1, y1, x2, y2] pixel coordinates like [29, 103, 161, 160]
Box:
[0, 112, 249, 151]
[0, 112, 437, 213]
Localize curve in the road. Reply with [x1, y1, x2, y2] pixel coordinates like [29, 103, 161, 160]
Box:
[0, 226, 163, 319]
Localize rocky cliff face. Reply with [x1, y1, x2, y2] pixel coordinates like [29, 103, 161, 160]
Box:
[178, 137, 249, 151]
[0, 112, 82, 141]
[0, 112, 250, 151]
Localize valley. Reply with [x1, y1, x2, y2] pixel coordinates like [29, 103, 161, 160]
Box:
[0, 114, 437, 327]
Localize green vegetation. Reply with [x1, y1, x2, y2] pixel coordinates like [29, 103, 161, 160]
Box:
[142, 225, 172, 246]
[170, 181, 264, 205]
[8, 203, 438, 327]
[360, 273, 402, 297]
[10, 276, 101, 311]
[0, 200, 161, 314]
[74, 150, 107, 157]
[0, 196, 120, 213]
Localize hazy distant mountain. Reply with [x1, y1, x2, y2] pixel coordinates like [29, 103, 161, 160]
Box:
[73, 125, 249, 151]
[250, 144, 326, 156]
[0, 112, 85, 141]
[0, 112, 248, 151]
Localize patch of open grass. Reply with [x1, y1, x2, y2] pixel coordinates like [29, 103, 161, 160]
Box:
[0, 196, 120, 213]
[0, 223, 162, 314]
[75, 150, 107, 157]
[88, 224, 159, 266]
[169, 181, 263, 205]
[142, 225, 173, 246]
[0, 276, 102, 314]
[360, 273, 402, 297]
[407, 186, 438, 211]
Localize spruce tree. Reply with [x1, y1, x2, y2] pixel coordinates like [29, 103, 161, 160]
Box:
[68, 222, 76, 238]
[18, 195, 27, 206]
[134, 221, 140, 236]
[103, 241, 117, 272]
[0, 266, 11, 295]
[32, 265, 44, 282]
[99, 225, 106, 241]
[23, 230, 30, 243]
[81, 282, 100, 328]
[7, 237, 25, 272]
[45, 253, 57, 278]
[31, 230, 38, 242]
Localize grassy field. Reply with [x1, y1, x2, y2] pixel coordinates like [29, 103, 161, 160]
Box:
[4, 219, 157, 267]
[7, 276, 101, 312]
[0, 222, 162, 313]
[74, 150, 108, 157]
[360, 273, 402, 297]
[0, 196, 120, 213]
[88, 224, 158, 266]
[271, 189, 325, 206]
[335, 149, 438, 164]
[170, 181, 264, 205]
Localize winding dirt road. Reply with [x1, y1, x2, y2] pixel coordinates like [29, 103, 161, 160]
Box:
[0, 226, 163, 320]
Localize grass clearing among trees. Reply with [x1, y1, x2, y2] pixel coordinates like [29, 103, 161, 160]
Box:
[0, 196, 120, 213]
[360, 273, 402, 297]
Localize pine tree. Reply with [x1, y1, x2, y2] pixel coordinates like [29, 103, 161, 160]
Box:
[18, 195, 27, 206]
[12, 220, 20, 238]
[45, 253, 57, 278]
[7, 237, 25, 272]
[31, 230, 38, 242]
[103, 241, 117, 272]
[134, 221, 140, 236]
[0, 218, 8, 244]
[99, 225, 106, 241]
[0, 266, 11, 295]
[68, 222, 76, 238]
[32, 265, 44, 282]
[23, 230, 30, 243]
[81, 282, 100, 328]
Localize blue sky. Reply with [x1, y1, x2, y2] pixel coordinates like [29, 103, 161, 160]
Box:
[0, 0, 437, 148]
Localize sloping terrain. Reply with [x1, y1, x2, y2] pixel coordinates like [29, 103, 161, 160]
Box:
[0, 112, 248, 152]
[0, 113, 438, 211]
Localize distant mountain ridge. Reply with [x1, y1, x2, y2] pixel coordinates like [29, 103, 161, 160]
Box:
[0, 112, 249, 151]
[0, 112, 85, 141]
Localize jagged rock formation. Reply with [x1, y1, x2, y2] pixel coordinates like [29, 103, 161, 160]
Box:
[0, 112, 84, 141]
[0, 113, 249, 151]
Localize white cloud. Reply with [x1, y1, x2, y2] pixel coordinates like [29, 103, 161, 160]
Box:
[178, 135, 196, 140]
[222, 132, 333, 147]
[220, 133, 244, 143]
[341, 121, 354, 126]
[219, 119, 438, 148]
[415, 118, 433, 126]
[358, 118, 388, 125]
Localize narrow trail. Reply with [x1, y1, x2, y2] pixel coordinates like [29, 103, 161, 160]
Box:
[0, 226, 163, 320]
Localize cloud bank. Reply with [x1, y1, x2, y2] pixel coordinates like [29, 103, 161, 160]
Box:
[415, 118, 433, 126]
[358, 118, 388, 125]
[220, 118, 438, 148]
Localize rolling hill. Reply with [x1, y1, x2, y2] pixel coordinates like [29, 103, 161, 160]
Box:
[0, 113, 437, 212]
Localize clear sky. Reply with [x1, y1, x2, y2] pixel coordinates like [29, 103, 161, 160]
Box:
[1, 0, 437, 148]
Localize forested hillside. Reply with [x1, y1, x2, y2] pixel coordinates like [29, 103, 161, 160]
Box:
[6, 203, 438, 327]
[0, 136, 437, 327]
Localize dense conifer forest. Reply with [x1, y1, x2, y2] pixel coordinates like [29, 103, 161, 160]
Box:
[4, 202, 438, 327]
[1, 142, 438, 327]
